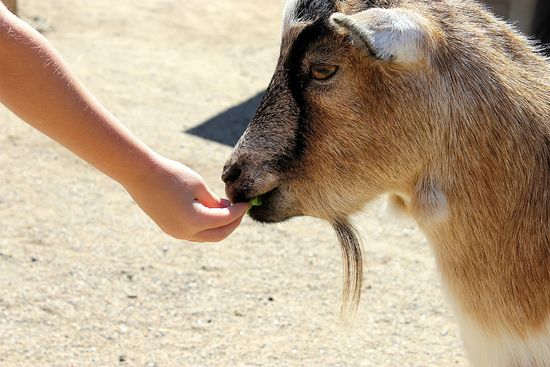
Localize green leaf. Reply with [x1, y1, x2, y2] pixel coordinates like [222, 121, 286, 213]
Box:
[249, 197, 262, 207]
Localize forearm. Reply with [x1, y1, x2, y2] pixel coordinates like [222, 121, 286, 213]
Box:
[0, 4, 249, 241]
[0, 6, 156, 186]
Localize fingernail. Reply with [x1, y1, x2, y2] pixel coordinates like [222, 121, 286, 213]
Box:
[221, 199, 232, 208]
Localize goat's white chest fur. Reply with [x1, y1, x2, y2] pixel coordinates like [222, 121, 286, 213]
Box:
[445, 289, 550, 367]
[387, 189, 550, 367]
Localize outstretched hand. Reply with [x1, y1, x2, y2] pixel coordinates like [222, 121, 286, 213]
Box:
[0, 7, 248, 242]
[124, 154, 249, 242]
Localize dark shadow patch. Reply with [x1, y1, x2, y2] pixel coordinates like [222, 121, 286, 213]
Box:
[185, 91, 265, 147]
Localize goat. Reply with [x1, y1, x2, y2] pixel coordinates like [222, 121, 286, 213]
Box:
[222, 0, 550, 365]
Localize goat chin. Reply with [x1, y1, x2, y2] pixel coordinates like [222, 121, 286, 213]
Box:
[332, 219, 363, 322]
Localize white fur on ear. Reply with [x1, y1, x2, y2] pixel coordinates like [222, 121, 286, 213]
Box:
[330, 8, 429, 63]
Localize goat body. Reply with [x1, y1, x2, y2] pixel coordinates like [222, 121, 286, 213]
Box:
[223, 1, 550, 365]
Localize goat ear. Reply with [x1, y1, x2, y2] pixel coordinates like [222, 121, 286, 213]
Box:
[330, 9, 430, 63]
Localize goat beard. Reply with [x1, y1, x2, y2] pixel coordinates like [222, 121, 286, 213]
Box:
[332, 219, 364, 321]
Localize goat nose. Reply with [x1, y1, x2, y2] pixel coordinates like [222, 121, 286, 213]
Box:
[222, 163, 242, 184]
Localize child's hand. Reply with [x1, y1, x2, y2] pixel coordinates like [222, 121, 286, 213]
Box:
[124, 154, 249, 242]
[0, 9, 248, 242]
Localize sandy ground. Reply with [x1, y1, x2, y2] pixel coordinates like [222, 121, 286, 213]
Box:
[0, 1, 468, 366]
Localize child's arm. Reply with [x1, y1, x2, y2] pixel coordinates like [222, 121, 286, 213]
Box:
[0, 4, 248, 242]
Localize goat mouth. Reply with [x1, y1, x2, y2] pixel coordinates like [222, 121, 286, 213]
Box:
[246, 187, 293, 223]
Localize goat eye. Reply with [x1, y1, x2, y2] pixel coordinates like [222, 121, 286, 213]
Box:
[309, 64, 339, 81]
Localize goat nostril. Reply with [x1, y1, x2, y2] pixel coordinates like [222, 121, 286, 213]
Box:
[222, 165, 242, 184]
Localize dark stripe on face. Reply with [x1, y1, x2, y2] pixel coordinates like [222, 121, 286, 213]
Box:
[282, 19, 332, 166]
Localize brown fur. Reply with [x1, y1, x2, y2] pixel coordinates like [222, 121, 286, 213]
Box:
[224, 0, 550, 364]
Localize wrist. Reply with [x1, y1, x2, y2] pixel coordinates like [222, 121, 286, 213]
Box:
[114, 145, 165, 189]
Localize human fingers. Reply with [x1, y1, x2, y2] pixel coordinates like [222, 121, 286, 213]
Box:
[191, 201, 249, 230]
[193, 181, 230, 208]
[191, 215, 244, 243]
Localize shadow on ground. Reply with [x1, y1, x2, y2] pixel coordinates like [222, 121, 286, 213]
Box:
[186, 91, 265, 147]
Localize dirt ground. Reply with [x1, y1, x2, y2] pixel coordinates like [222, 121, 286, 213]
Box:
[0, 1, 468, 366]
